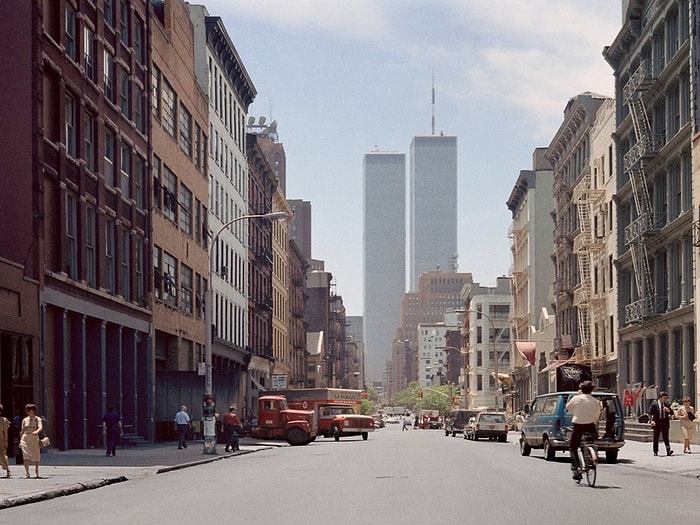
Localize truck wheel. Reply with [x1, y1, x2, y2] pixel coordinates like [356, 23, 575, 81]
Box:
[605, 450, 619, 463]
[520, 436, 531, 456]
[362, 432, 368, 440]
[333, 426, 341, 442]
[543, 437, 555, 461]
[286, 427, 308, 446]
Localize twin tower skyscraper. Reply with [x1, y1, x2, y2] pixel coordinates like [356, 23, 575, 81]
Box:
[363, 134, 458, 381]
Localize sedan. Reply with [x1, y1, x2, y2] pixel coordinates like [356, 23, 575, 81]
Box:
[464, 412, 508, 442]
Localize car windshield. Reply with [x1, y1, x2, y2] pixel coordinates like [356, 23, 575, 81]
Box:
[479, 414, 505, 423]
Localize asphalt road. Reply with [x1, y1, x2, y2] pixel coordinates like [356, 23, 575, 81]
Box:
[1, 425, 696, 524]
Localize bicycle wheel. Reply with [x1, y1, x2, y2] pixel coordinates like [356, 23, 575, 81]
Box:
[573, 450, 583, 484]
[583, 446, 597, 487]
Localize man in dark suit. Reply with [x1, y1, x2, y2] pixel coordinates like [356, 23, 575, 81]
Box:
[649, 391, 674, 456]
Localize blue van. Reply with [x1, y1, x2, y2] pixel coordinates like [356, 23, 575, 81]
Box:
[519, 391, 625, 463]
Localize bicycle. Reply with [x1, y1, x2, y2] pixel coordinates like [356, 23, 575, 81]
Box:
[563, 426, 598, 487]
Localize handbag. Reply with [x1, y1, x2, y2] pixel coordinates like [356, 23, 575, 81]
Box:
[40, 436, 51, 448]
[638, 414, 649, 424]
[688, 411, 696, 421]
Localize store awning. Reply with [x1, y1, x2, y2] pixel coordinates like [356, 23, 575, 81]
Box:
[515, 342, 536, 365]
[251, 375, 266, 392]
[539, 358, 576, 373]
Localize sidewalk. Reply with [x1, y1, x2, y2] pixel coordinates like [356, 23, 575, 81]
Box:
[604, 436, 700, 477]
[508, 431, 700, 478]
[0, 437, 282, 510]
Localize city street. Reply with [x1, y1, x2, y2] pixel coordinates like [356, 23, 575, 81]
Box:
[1, 423, 697, 524]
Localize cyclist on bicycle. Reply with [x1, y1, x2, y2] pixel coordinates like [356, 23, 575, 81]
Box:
[565, 380, 601, 480]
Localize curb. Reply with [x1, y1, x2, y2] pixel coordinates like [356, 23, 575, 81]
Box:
[155, 447, 263, 474]
[0, 445, 277, 510]
[0, 476, 127, 510]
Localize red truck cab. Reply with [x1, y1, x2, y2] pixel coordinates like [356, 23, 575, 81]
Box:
[273, 388, 375, 441]
[251, 395, 316, 446]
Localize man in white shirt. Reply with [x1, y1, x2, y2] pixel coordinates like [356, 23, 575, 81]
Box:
[565, 381, 601, 480]
[174, 405, 191, 449]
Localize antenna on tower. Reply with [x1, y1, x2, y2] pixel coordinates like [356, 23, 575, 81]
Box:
[431, 69, 435, 136]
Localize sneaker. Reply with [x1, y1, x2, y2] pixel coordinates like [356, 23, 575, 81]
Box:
[572, 472, 582, 481]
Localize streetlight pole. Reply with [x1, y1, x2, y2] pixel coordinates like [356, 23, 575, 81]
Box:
[339, 371, 360, 388]
[203, 211, 288, 454]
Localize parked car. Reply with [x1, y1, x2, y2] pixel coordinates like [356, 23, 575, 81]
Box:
[445, 409, 478, 437]
[519, 390, 625, 463]
[464, 412, 508, 442]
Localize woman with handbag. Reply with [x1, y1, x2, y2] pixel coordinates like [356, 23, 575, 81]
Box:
[19, 403, 43, 478]
[675, 396, 696, 454]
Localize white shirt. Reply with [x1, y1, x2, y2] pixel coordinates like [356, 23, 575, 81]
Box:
[566, 393, 601, 424]
[175, 410, 190, 425]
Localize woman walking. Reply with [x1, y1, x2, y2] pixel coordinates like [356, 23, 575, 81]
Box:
[675, 396, 696, 454]
[19, 403, 43, 478]
[0, 403, 10, 477]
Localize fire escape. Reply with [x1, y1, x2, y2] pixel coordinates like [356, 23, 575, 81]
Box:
[508, 224, 529, 342]
[572, 163, 605, 376]
[622, 60, 664, 324]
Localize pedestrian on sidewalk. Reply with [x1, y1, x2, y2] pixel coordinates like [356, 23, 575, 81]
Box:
[102, 406, 123, 457]
[19, 403, 43, 478]
[649, 391, 674, 457]
[674, 396, 695, 454]
[175, 405, 191, 449]
[222, 406, 241, 452]
[0, 403, 10, 478]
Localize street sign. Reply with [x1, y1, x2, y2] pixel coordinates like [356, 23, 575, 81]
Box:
[272, 375, 287, 389]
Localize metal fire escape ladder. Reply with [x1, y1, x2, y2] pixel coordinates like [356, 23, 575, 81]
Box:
[623, 89, 658, 323]
[574, 175, 593, 365]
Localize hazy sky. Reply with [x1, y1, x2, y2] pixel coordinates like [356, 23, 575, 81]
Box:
[203, 0, 622, 316]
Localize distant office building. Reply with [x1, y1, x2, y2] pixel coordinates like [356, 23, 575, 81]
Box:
[345, 316, 366, 389]
[346, 316, 364, 345]
[409, 135, 458, 290]
[363, 152, 406, 381]
[288, 199, 312, 260]
[393, 271, 474, 393]
[461, 277, 513, 411]
[288, 239, 309, 389]
[306, 270, 332, 386]
[248, 117, 287, 193]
